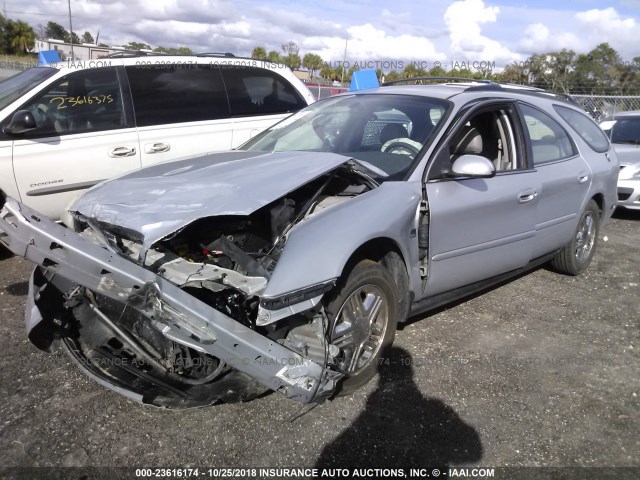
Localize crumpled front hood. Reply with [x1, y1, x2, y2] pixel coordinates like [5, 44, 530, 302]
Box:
[72, 150, 349, 250]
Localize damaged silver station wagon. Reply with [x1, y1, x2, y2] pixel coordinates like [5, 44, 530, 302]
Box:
[0, 80, 619, 407]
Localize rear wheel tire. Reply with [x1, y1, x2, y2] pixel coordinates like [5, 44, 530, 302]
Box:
[551, 199, 600, 275]
[324, 260, 398, 396]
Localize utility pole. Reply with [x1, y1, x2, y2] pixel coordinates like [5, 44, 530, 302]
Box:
[340, 39, 348, 86]
[68, 0, 74, 60]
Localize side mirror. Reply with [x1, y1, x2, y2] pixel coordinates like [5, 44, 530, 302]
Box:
[451, 154, 496, 178]
[4, 110, 37, 135]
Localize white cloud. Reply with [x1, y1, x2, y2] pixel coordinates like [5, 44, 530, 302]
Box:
[575, 8, 640, 58]
[515, 8, 640, 60]
[301, 23, 446, 62]
[444, 0, 520, 63]
[519, 23, 583, 54]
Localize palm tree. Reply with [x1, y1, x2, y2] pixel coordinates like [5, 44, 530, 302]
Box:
[302, 53, 323, 79]
[251, 47, 266, 59]
[9, 20, 36, 54]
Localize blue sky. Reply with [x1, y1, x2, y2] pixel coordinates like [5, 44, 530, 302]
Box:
[8, 0, 640, 69]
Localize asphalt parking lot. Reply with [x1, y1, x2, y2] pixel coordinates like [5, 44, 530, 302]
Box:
[0, 209, 638, 476]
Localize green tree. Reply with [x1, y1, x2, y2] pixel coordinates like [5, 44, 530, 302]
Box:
[45, 21, 67, 40]
[383, 70, 401, 82]
[251, 46, 266, 59]
[153, 46, 193, 55]
[302, 53, 323, 78]
[7, 20, 36, 53]
[81, 31, 94, 44]
[154, 47, 193, 55]
[498, 62, 528, 85]
[319, 62, 334, 80]
[281, 41, 300, 70]
[65, 31, 80, 44]
[266, 50, 281, 63]
[429, 65, 447, 77]
[401, 63, 427, 78]
[124, 41, 151, 51]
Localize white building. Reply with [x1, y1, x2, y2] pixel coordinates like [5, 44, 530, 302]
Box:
[35, 39, 138, 61]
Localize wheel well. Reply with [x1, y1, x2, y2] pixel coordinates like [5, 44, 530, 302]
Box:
[591, 193, 604, 218]
[0, 190, 5, 209]
[341, 238, 412, 321]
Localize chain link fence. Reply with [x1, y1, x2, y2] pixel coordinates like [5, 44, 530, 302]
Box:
[570, 95, 640, 122]
[307, 84, 348, 101]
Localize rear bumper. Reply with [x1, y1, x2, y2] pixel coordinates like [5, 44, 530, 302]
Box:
[0, 198, 340, 404]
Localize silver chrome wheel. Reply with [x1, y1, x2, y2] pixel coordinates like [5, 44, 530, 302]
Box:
[330, 284, 389, 375]
[575, 211, 595, 263]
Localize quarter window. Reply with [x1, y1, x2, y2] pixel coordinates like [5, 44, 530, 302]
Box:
[16, 67, 124, 137]
[221, 66, 307, 116]
[520, 104, 575, 165]
[126, 66, 229, 127]
[554, 105, 610, 153]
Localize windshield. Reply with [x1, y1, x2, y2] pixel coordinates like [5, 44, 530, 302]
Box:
[0, 67, 58, 112]
[240, 94, 450, 180]
[599, 116, 640, 144]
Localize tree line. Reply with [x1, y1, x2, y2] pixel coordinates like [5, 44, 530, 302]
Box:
[1, 14, 638, 95]
[252, 41, 640, 95]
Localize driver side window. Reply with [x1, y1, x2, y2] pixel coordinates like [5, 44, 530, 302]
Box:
[18, 68, 124, 138]
[450, 108, 518, 172]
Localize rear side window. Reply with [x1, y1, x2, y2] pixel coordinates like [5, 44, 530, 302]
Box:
[126, 66, 229, 127]
[14, 67, 125, 138]
[554, 105, 610, 153]
[220, 66, 307, 116]
[520, 104, 575, 165]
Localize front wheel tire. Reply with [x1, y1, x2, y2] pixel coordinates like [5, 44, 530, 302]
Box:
[324, 260, 398, 396]
[551, 199, 600, 275]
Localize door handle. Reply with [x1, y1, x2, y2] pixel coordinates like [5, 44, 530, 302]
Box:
[518, 189, 538, 203]
[144, 143, 171, 154]
[109, 146, 136, 157]
[578, 175, 589, 184]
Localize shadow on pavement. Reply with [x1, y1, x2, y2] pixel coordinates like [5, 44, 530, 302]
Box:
[6, 280, 29, 296]
[612, 208, 640, 221]
[315, 347, 483, 469]
[0, 245, 12, 261]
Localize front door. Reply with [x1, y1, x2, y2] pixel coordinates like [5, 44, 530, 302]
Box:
[424, 104, 539, 296]
[10, 67, 140, 220]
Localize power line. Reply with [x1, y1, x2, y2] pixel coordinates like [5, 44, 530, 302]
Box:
[4, 9, 96, 20]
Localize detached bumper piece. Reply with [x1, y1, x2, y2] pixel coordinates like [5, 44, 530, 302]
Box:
[0, 199, 341, 407]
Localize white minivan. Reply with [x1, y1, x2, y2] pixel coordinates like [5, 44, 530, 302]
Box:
[0, 55, 315, 220]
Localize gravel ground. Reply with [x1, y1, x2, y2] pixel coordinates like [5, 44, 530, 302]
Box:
[0, 209, 638, 477]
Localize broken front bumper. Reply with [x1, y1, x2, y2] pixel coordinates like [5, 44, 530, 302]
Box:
[0, 198, 340, 405]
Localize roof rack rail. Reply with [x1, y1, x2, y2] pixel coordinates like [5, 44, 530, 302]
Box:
[381, 76, 493, 86]
[103, 50, 162, 58]
[196, 52, 236, 58]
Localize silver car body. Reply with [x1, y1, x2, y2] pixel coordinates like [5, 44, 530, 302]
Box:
[599, 112, 640, 210]
[0, 82, 619, 407]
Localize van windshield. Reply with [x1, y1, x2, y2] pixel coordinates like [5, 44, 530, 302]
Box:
[0, 67, 57, 111]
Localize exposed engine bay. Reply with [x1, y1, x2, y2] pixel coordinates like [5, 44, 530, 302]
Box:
[4, 162, 377, 408]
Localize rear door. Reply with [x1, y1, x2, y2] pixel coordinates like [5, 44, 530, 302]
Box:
[125, 64, 233, 168]
[424, 102, 539, 297]
[8, 66, 140, 220]
[516, 103, 590, 257]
